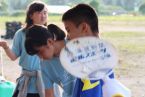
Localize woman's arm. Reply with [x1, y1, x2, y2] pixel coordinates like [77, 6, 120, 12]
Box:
[45, 88, 54, 97]
[0, 41, 17, 61]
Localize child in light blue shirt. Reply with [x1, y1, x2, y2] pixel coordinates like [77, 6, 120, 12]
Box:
[0, 1, 48, 97]
[25, 24, 76, 97]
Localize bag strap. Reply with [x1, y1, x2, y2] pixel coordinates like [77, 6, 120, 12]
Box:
[0, 37, 4, 80]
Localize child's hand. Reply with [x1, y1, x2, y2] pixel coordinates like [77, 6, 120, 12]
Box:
[0, 41, 9, 49]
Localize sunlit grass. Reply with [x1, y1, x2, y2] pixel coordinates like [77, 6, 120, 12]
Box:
[48, 15, 62, 22]
[0, 16, 25, 23]
[101, 31, 145, 38]
[1, 15, 145, 23]
[0, 15, 61, 23]
[100, 15, 145, 21]
[0, 15, 145, 54]
[118, 42, 145, 53]
[0, 15, 145, 29]
[101, 31, 145, 54]
[0, 15, 61, 29]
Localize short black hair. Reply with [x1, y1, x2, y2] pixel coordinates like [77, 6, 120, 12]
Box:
[47, 24, 66, 40]
[25, 25, 53, 55]
[62, 4, 99, 33]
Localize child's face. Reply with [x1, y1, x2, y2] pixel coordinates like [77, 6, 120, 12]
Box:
[35, 40, 54, 60]
[31, 7, 48, 25]
[63, 21, 84, 40]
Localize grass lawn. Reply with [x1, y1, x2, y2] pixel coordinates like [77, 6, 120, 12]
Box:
[0, 15, 145, 54]
[101, 31, 145, 53]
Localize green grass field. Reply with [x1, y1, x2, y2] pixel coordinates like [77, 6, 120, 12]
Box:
[0, 15, 62, 29]
[0, 15, 145, 54]
[100, 15, 145, 21]
[101, 31, 145, 53]
[1, 15, 145, 22]
[0, 15, 145, 27]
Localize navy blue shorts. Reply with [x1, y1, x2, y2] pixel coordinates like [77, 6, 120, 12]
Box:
[12, 90, 40, 97]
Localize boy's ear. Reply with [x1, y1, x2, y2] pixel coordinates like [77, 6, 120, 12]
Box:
[47, 39, 54, 45]
[80, 23, 89, 34]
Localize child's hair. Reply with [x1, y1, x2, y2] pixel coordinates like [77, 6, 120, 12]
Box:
[62, 3, 99, 34]
[25, 1, 48, 29]
[47, 24, 66, 40]
[25, 24, 66, 55]
[25, 25, 53, 55]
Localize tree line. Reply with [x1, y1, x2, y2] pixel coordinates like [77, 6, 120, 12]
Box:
[0, 0, 145, 15]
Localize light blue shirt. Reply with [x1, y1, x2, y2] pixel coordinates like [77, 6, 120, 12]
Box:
[12, 28, 41, 93]
[41, 57, 76, 97]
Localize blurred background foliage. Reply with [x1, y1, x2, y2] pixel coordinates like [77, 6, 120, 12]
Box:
[0, 0, 145, 16]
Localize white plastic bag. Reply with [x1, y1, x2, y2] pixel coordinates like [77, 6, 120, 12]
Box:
[103, 77, 131, 97]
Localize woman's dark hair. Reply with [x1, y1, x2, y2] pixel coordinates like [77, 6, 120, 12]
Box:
[47, 24, 66, 40]
[25, 1, 47, 30]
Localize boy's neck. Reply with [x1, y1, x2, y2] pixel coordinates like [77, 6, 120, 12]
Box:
[85, 31, 99, 38]
[54, 40, 65, 57]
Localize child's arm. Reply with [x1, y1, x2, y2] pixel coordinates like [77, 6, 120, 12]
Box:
[45, 88, 55, 97]
[0, 41, 17, 61]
